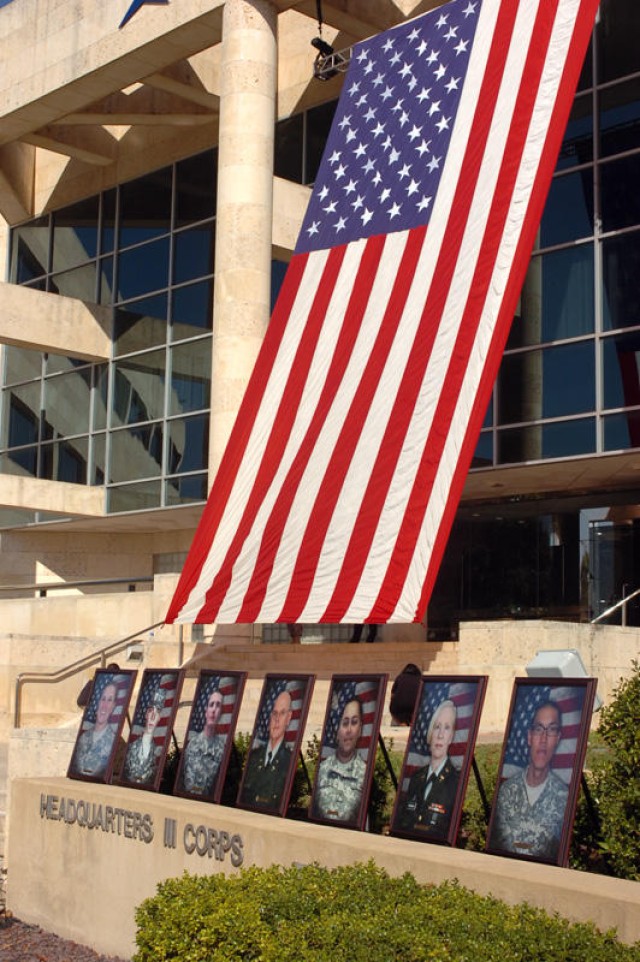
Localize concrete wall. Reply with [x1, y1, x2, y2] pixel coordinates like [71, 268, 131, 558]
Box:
[7, 776, 640, 958]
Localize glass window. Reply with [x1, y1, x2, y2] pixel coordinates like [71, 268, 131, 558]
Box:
[169, 340, 211, 416]
[577, 34, 593, 92]
[8, 385, 41, 447]
[2, 447, 38, 476]
[271, 259, 289, 312]
[171, 280, 213, 338]
[175, 150, 217, 226]
[274, 114, 304, 183]
[108, 479, 162, 512]
[49, 263, 96, 301]
[113, 350, 166, 426]
[93, 365, 109, 432]
[98, 256, 114, 304]
[51, 196, 99, 272]
[601, 154, 640, 233]
[109, 424, 163, 482]
[499, 342, 595, 424]
[92, 432, 106, 485]
[173, 226, 214, 285]
[305, 100, 338, 184]
[497, 418, 595, 464]
[556, 94, 593, 171]
[598, 0, 640, 85]
[101, 188, 116, 255]
[603, 410, 640, 451]
[602, 332, 640, 409]
[471, 431, 493, 469]
[507, 246, 594, 349]
[114, 293, 168, 355]
[9, 216, 50, 283]
[116, 237, 170, 302]
[165, 473, 208, 505]
[166, 413, 209, 474]
[119, 167, 172, 247]
[43, 369, 92, 437]
[41, 437, 88, 484]
[3, 348, 42, 386]
[599, 77, 640, 160]
[602, 231, 640, 331]
[538, 170, 593, 248]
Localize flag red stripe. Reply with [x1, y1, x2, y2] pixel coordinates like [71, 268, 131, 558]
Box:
[165, 254, 310, 622]
[196, 246, 349, 622]
[235, 235, 388, 621]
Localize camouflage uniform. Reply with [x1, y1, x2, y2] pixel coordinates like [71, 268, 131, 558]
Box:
[181, 730, 225, 795]
[73, 724, 116, 777]
[314, 752, 366, 822]
[490, 768, 568, 860]
[123, 735, 160, 784]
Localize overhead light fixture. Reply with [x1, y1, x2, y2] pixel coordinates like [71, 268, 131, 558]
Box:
[526, 648, 602, 710]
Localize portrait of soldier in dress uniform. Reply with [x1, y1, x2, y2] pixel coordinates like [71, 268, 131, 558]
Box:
[174, 670, 246, 803]
[390, 676, 487, 846]
[310, 674, 387, 831]
[119, 668, 184, 792]
[68, 668, 137, 784]
[237, 674, 314, 817]
[486, 677, 597, 866]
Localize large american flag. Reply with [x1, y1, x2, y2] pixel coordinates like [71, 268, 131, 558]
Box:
[165, 0, 600, 626]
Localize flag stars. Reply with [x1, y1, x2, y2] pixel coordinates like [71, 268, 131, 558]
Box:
[390, 51, 401, 66]
[428, 101, 441, 116]
[362, 158, 376, 174]
[399, 111, 410, 127]
[455, 39, 469, 55]
[356, 48, 369, 62]
[388, 202, 402, 219]
[434, 63, 447, 81]
[416, 138, 432, 156]
[364, 60, 376, 75]
[343, 179, 358, 194]
[446, 76, 460, 93]
[382, 38, 394, 53]
[408, 124, 423, 141]
[399, 62, 414, 78]
[345, 128, 357, 143]
[444, 26, 459, 41]
[356, 94, 368, 107]
[392, 98, 404, 112]
[427, 155, 441, 172]
[435, 115, 451, 133]
[364, 107, 377, 121]
[338, 114, 351, 130]
[381, 85, 394, 101]
[372, 122, 386, 137]
[353, 142, 368, 158]
[380, 187, 391, 203]
[318, 185, 329, 200]
[323, 200, 337, 213]
[388, 146, 400, 164]
[407, 27, 420, 42]
[306, 220, 320, 236]
[416, 39, 428, 56]
[406, 179, 420, 196]
[328, 150, 341, 165]
[407, 76, 418, 91]
[361, 208, 374, 225]
[417, 195, 432, 211]
[398, 163, 412, 180]
[426, 50, 439, 65]
[372, 170, 382, 186]
[463, 2, 477, 16]
[373, 72, 385, 87]
[382, 135, 393, 151]
[351, 194, 364, 210]
[334, 163, 347, 180]
[335, 216, 347, 232]
[417, 87, 431, 103]
[348, 81, 360, 96]
[436, 14, 448, 28]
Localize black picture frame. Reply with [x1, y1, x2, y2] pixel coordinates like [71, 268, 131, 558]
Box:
[389, 675, 487, 845]
[67, 668, 137, 784]
[486, 676, 597, 866]
[309, 673, 388, 831]
[118, 668, 184, 792]
[174, 669, 247, 803]
[236, 673, 315, 817]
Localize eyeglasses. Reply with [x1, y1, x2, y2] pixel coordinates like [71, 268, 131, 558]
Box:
[530, 723, 561, 737]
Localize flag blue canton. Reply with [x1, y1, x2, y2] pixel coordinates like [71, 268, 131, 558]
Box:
[297, 1, 481, 255]
[503, 685, 552, 768]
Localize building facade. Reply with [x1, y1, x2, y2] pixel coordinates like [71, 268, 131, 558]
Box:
[0, 0, 638, 641]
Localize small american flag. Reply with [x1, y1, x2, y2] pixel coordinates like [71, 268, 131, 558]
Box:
[401, 679, 482, 790]
[252, 675, 313, 749]
[500, 682, 588, 785]
[129, 670, 181, 749]
[82, 671, 132, 734]
[320, 676, 387, 763]
[190, 673, 241, 738]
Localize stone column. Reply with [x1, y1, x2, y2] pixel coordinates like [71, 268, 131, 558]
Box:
[209, 0, 277, 480]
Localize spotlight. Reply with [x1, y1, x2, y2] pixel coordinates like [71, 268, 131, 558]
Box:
[311, 36, 338, 81]
[526, 648, 602, 710]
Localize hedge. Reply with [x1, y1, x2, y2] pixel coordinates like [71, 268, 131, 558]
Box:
[133, 862, 639, 962]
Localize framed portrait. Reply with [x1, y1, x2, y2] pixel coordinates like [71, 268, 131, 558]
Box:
[67, 668, 137, 784]
[486, 676, 598, 866]
[174, 670, 247, 803]
[389, 675, 487, 845]
[236, 673, 314, 817]
[118, 668, 185, 792]
[309, 674, 388, 831]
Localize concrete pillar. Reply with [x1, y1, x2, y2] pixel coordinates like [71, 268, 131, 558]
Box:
[209, 0, 277, 479]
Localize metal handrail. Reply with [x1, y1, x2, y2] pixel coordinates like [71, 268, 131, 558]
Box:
[13, 619, 165, 728]
[0, 576, 153, 597]
[590, 586, 640, 626]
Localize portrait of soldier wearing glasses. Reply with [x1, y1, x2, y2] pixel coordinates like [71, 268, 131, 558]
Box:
[239, 689, 293, 810]
[489, 700, 568, 860]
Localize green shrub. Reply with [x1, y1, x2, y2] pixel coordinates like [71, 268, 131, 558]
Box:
[583, 661, 640, 880]
[133, 862, 638, 962]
